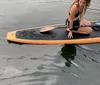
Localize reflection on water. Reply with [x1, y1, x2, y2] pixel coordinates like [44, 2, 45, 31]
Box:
[0, 0, 100, 85]
[61, 44, 76, 67]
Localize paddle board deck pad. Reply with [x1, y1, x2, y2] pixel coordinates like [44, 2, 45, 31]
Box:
[6, 21, 100, 45]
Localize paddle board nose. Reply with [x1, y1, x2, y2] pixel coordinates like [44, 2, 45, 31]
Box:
[6, 31, 16, 41]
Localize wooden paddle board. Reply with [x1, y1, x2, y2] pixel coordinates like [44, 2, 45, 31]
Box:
[6, 20, 100, 45]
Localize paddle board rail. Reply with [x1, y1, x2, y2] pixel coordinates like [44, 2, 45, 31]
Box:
[6, 20, 100, 45]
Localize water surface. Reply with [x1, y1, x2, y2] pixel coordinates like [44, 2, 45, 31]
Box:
[0, 0, 100, 85]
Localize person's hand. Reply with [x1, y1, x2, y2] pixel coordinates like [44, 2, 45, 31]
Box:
[67, 28, 73, 38]
[66, 28, 70, 31]
[68, 31, 73, 39]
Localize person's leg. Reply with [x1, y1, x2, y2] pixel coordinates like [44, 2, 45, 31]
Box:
[76, 19, 93, 34]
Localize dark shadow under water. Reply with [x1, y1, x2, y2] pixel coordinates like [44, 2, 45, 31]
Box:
[61, 44, 76, 67]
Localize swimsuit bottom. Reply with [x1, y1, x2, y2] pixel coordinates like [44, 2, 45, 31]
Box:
[65, 18, 80, 31]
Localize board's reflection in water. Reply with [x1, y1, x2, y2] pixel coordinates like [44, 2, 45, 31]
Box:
[61, 44, 76, 67]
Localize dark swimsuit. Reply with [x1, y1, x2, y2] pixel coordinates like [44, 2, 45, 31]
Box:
[65, 4, 80, 31]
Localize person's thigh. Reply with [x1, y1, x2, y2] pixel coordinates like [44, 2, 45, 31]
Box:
[80, 19, 91, 26]
[77, 19, 92, 34]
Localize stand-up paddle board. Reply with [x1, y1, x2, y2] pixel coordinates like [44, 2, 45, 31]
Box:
[6, 20, 100, 45]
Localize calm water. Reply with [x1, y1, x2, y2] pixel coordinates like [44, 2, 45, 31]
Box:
[0, 0, 100, 85]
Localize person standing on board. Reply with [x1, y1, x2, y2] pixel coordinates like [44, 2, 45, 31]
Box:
[66, 0, 92, 38]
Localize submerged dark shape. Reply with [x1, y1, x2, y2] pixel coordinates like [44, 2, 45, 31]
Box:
[61, 44, 76, 67]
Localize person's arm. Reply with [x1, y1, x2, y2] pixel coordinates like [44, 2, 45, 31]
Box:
[67, 5, 77, 38]
[68, 5, 78, 31]
[80, 8, 85, 22]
